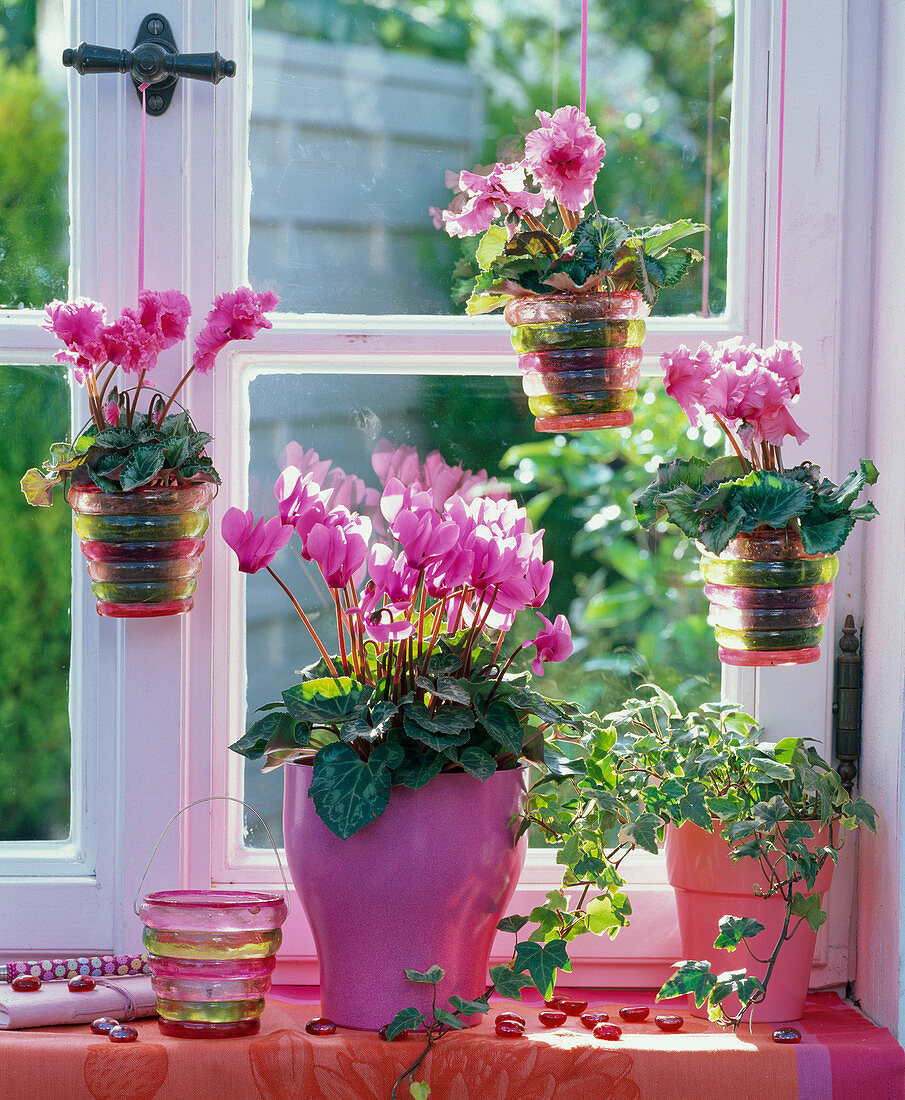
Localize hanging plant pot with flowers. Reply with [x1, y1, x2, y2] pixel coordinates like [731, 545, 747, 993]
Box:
[225, 439, 592, 1031]
[634, 339, 878, 665]
[21, 286, 278, 617]
[432, 106, 704, 434]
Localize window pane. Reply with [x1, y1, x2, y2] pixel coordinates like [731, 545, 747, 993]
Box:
[249, 1, 733, 316]
[0, 6, 69, 307]
[241, 373, 721, 844]
[0, 365, 71, 841]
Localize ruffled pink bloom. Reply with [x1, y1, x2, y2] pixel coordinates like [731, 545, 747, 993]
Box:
[136, 289, 191, 349]
[522, 612, 574, 676]
[440, 162, 545, 238]
[761, 341, 804, 398]
[661, 344, 714, 427]
[306, 509, 372, 588]
[102, 401, 120, 426]
[192, 287, 279, 374]
[221, 508, 293, 574]
[740, 404, 810, 449]
[102, 309, 161, 375]
[714, 338, 758, 371]
[523, 106, 606, 212]
[44, 298, 108, 378]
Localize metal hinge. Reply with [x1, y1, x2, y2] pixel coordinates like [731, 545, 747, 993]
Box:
[833, 614, 862, 792]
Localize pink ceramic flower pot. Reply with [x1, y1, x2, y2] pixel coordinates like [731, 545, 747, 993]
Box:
[283, 763, 528, 1031]
[665, 822, 835, 1022]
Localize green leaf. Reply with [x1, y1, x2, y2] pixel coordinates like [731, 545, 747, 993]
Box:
[405, 965, 445, 984]
[477, 699, 524, 753]
[696, 504, 747, 553]
[409, 1083, 431, 1100]
[633, 219, 706, 257]
[710, 970, 764, 1008]
[798, 511, 854, 554]
[512, 939, 571, 999]
[475, 224, 508, 270]
[118, 443, 165, 490]
[309, 741, 398, 838]
[385, 1006, 425, 1039]
[282, 677, 372, 724]
[749, 796, 791, 832]
[415, 676, 471, 706]
[433, 1007, 466, 1030]
[825, 459, 879, 509]
[789, 891, 827, 932]
[728, 470, 812, 530]
[634, 457, 709, 528]
[618, 812, 661, 855]
[713, 915, 766, 950]
[229, 710, 310, 760]
[94, 427, 137, 449]
[497, 914, 530, 935]
[448, 993, 490, 1017]
[488, 963, 536, 1001]
[458, 746, 497, 780]
[585, 893, 632, 935]
[20, 467, 61, 507]
[846, 796, 878, 833]
[657, 961, 717, 1008]
[393, 753, 443, 790]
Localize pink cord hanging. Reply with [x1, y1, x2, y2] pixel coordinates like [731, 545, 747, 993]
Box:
[579, 0, 588, 114]
[773, 0, 788, 337]
[137, 82, 150, 296]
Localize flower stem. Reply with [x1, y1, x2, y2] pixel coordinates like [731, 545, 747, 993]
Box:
[332, 589, 350, 675]
[159, 363, 195, 420]
[265, 566, 338, 677]
[711, 413, 751, 470]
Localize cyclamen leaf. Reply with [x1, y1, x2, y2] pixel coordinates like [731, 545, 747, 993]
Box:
[475, 225, 508, 270]
[458, 746, 497, 780]
[118, 443, 165, 490]
[392, 753, 443, 791]
[798, 512, 855, 555]
[477, 700, 524, 753]
[94, 427, 137, 449]
[309, 741, 396, 839]
[230, 711, 310, 760]
[728, 470, 812, 530]
[696, 503, 747, 554]
[282, 678, 372, 723]
[634, 457, 709, 527]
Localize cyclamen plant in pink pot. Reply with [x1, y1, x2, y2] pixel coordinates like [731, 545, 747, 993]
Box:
[634, 339, 878, 664]
[433, 106, 704, 433]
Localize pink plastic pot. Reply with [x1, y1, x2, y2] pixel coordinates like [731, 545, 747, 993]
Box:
[283, 763, 528, 1031]
[665, 822, 835, 1022]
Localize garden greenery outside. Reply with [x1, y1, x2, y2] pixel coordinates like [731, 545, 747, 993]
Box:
[1, 0, 729, 840]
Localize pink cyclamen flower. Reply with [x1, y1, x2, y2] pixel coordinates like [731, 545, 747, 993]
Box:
[523, 106, 606, 212]
[440, 162, 546, 238]
[306, 509, 372, 588]
[102, 308, 161, 375]
[740, 404, 809, 449]
[135, 288, 191, 349]
[661, 344, 714, 427]
[522, 612, 574, 676]
[102, 401, 120, 427]
[44, 298, 108, 378]
[192, 286, 280, 374]
[760, 341, 804, 398]
[221, 508, 293, 574]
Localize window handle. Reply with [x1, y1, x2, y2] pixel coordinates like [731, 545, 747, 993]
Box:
[62, 12, 236, 116]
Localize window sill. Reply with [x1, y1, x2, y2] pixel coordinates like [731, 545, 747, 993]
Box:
[1, 989, 901, 1099]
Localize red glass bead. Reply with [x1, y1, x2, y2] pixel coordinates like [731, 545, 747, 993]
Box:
[580, 1011, 610, 1029]
[109, 1025, 138, 1043]
[619, 1006, 650, 1022]
[544, 996, 567, 1009]
[11, 975, 41, 992]
[655, 1015, 685, 1033]
[379, 1025, 408, 1042]
[495, 1019, 525, 1037]
[305, 1018, 337, 1036]
[494, 1012, 526, 1028]
[537, 1009, 568, 1028]
[556, 999, 588, 1016]
[90, 1018, 120, 1035]
[593, 1023, 623, 1041]
[68, 975, 96, 993]
[772, 1027, 802, 1045]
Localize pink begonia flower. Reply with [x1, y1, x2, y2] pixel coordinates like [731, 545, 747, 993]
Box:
[306, 509, 372, 588]
[192, 286, 279, 374]
[661, 344, 714, 427]
[135, 288, 191, 349]
[44, 298, 108, 379]
[760, 341, 804, 398]
[522, 612, 574, 676]
[102, 401, 120, 427]
[523, 106, 606, 212]
[221, 508, 293, 574]
[440, 162, 546, 238]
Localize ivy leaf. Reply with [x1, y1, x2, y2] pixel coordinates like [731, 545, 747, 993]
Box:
[119, 443, 165, 490]
[497, 914, 530, 935]
[709, 970, 765, 1008]
[512, 939, 571, 999]
[309, 741, 401, 838]
[433, 1007, 466, 1030]
[385, 1006, 426, 1040]
[405, 965, 445, 984]
[448, 993, 491, 1017]
[749, 796, 791, 832]
[657, 960, 717, 1008]
[789, 891, 827, 932]
[585, 893, 632, 936]
[713, 915, 766, 950]
[409, 1083, 431, 1100]
[618, 812, 661, 854]
[283, 678, 372, 724]
[845, 796, 878, 833]
[488, 963, 536, 1001]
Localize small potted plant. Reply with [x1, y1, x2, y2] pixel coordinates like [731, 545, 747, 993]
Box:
[634, 339, 878, 665]
[21, 286, 278, 617]
[432, 105, 704, 433]
[526, 685, 877, 1026]
[224, 439, 592, 1031]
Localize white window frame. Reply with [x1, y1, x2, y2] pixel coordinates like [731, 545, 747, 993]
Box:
[2, 0, 896, 1027]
